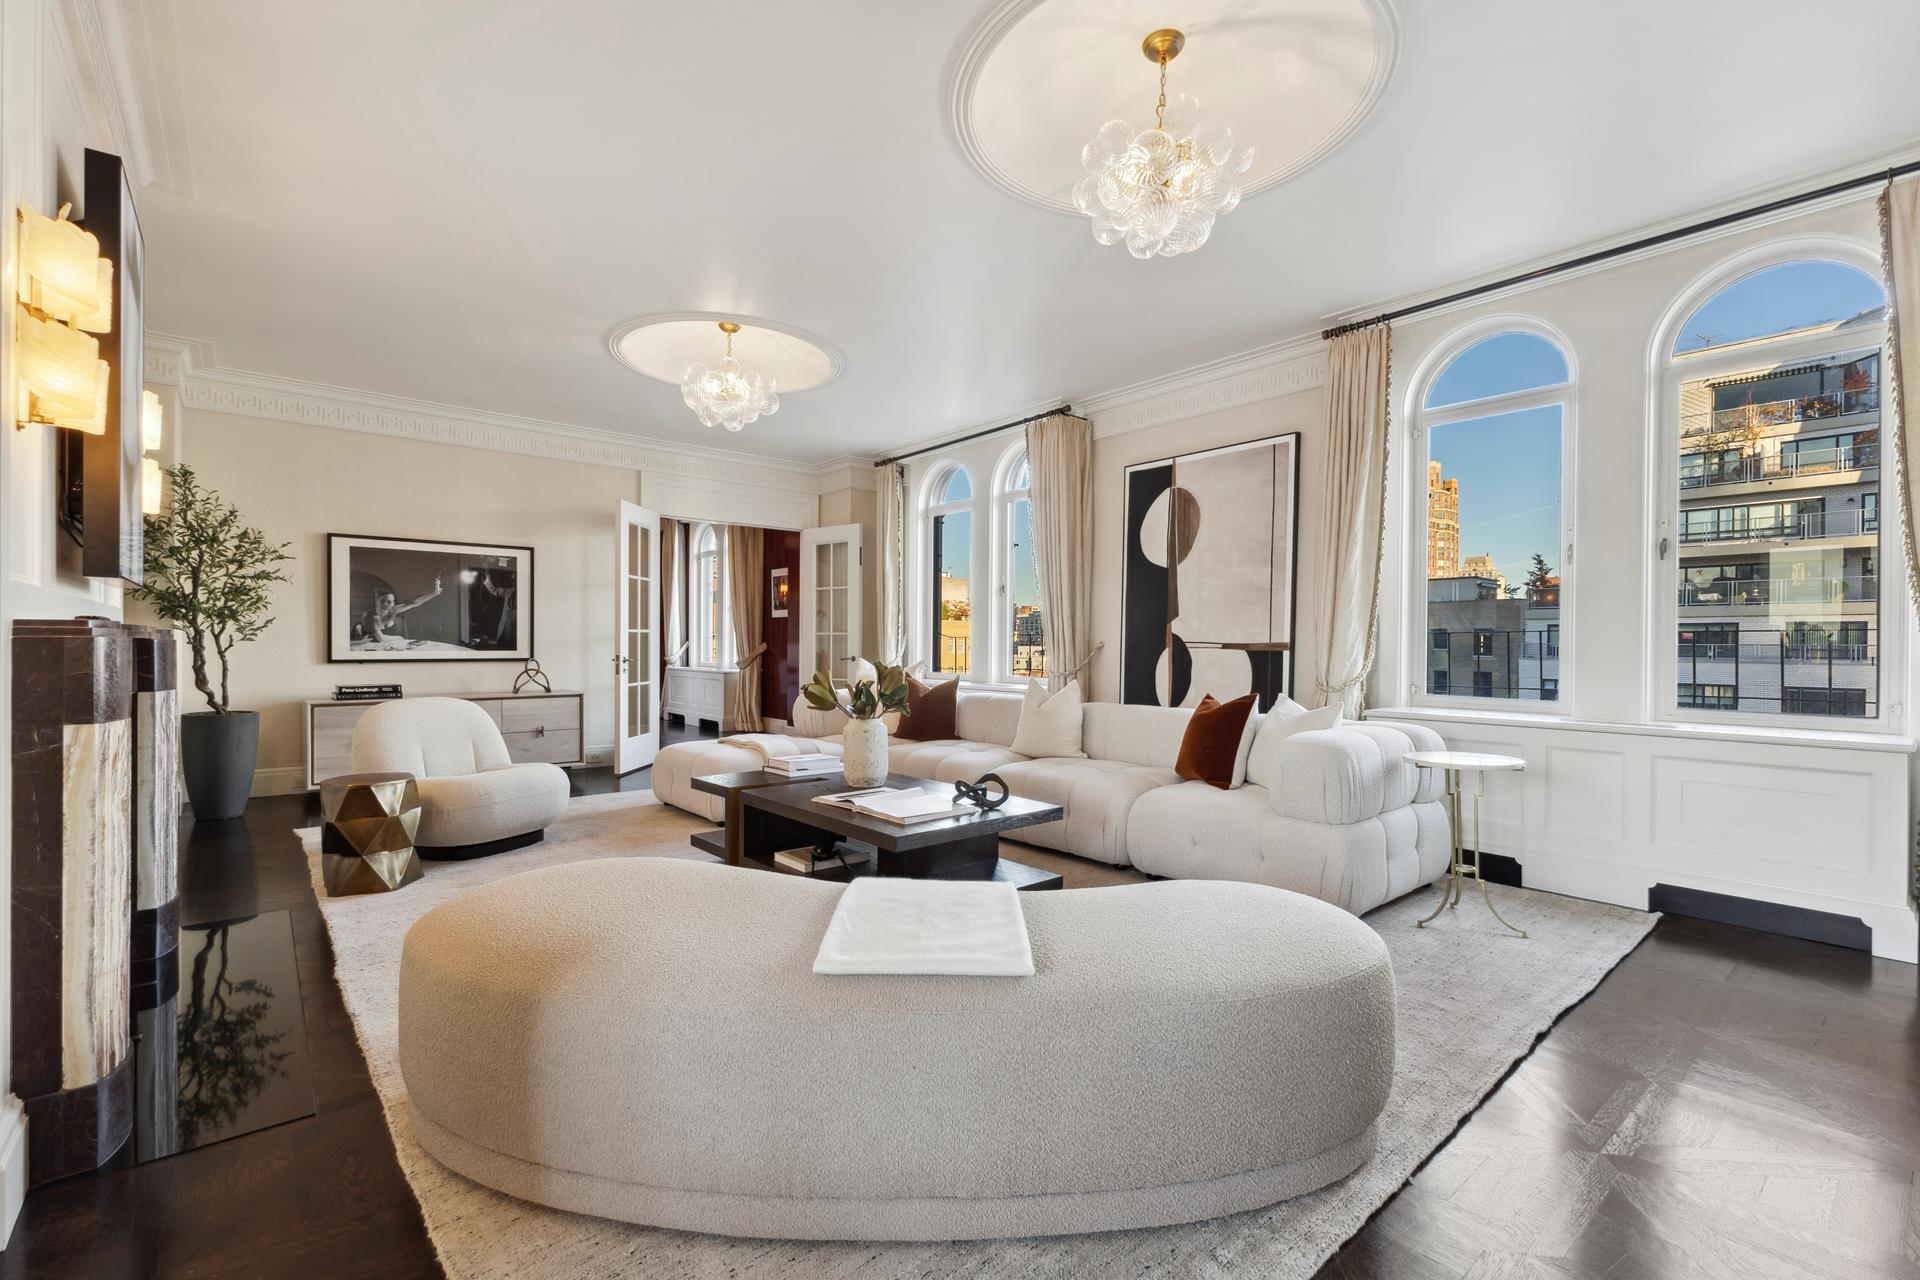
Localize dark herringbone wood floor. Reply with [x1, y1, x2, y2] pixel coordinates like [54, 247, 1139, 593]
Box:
[6, 754, 1914, 1278]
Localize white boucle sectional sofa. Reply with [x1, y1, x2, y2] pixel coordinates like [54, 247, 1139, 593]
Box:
[651, 686, 1451, 915]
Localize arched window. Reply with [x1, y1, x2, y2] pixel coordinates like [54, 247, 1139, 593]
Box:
[925, 465, 973, 673]
[998, 449, 1046, 679]
[1662, 255, 1886, 722]
[691, 523, 729, 667]
[1414, 326, 1572, 705]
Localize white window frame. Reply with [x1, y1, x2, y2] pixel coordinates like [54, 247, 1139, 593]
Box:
[993, 442, 1043, 683]
[1403, 315, 1578, 713]
[1648, 238, 1902, 734]
[690, 522, 732, 669]
[922, 463, 975, 676]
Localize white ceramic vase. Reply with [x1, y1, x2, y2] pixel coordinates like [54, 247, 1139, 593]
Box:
[841, 716, 888, 788]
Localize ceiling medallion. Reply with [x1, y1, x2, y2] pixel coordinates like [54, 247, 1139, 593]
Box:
[681, 321, 779, 432]
[1075, 28, 1250, 259]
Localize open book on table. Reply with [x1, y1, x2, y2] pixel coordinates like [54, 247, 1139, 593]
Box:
[811, 786, 974, 825]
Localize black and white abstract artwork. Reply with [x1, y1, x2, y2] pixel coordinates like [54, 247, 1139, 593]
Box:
[328, 534, 533, 663]
[1121, 434, 1300, 710]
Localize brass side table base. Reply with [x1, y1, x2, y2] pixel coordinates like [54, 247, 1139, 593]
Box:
[320, 772, 424, 896]
[1407, 754, 1528, 938]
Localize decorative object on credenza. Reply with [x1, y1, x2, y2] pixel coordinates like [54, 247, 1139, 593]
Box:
[801, 659, 909, 788]
[954, 772, 1010, 810]
[1122, 432, 1300, 712]
[131, 464, 292, 820]
[318, 772, 424, 896]
[769, 566, 789, 618]
[129, 625, 180, 1010]
[11, 617, 136, 1185]
[328, 533, 534, 663]
[512, 658, 550, 694]
[333, 682, 403, 701]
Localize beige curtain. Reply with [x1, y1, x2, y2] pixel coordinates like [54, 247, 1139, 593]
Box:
[726, 526, 764, 729]
[660, 519, 683, 666]
[1311, 324, 1392, 716]
[877, 462, 907, 664]
[1880, 177, 1920, 626]
[1025, 413, 1100, 692]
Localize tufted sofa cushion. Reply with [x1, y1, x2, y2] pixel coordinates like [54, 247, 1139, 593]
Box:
[1079, 702, 1193, 769]
[886, 740, 1026, 782]
[1128, 781, 1450, 914]
[954, 689, 1025, 748]
[991, 758, 1184, 866]
[1265, 721, 1447, 824]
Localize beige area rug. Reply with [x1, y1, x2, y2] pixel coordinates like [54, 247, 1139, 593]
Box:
[301, 790, 1658, 1280]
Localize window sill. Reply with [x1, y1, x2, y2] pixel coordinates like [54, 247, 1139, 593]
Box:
[1366, 705, 1917, 754]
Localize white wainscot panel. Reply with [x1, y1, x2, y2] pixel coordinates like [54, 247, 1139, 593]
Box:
[1364, 710, 1916, 962]
[1543, 745, 1631, 850]
[1651, 755, 1872, 878]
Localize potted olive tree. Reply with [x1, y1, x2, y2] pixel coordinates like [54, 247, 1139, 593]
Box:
[132, 464, 292, 820]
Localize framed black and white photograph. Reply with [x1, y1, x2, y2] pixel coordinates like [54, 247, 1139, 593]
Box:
[328, 534, 533, 663]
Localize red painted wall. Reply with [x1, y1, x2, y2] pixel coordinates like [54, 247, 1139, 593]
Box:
[763, 528, 801, 721]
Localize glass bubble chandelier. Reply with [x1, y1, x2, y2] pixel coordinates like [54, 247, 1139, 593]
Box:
[681, 321, 779, 431]
[1073, 28, 1252, 259]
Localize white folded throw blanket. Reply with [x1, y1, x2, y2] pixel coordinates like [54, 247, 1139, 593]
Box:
[717, 732, 818, 763]
[813, 879, 1034, 977]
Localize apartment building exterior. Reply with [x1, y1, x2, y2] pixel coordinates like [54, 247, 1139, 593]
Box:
[1427, 575, 1560, 701]
[1427, 459, 1460, 579]
[1675, 337, 1880, 717]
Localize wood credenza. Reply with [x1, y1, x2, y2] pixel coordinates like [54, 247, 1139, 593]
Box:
[304, 691, 585, 789]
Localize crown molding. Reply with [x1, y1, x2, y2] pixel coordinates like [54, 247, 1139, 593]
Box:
[1079, 335, 1326, 439]
[53, 0, 155, 187]
[144, 333, 825, 494]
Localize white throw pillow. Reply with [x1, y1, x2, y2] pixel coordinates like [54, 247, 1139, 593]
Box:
[1009, 679, 1087, 759]
[1245, 700, 1341, 788]
[1226, 705, 1262, 788]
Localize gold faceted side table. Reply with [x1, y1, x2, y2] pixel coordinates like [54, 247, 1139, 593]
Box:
[320, 772, 424, 896]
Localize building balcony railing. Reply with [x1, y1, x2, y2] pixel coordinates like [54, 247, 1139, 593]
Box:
[1678, 508, 1876, 545]
[1678, 641, 1872, 663]
[1678, 575, 1876, 607]
[1679, 443, 1877, 489]
[1681, 387, 1879, 439]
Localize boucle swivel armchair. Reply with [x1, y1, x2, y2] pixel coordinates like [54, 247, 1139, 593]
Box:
[351, 697, 568, 858]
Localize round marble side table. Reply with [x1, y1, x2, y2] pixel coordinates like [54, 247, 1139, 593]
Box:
[1404, 750, 1527, 938]
[319, 771, 424, 896]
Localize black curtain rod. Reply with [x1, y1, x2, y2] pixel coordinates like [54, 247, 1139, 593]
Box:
[1322, 160, 1920, 341]
[872, 405, 1077, 468]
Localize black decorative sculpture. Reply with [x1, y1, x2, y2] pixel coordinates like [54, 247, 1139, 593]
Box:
[954, 773, 1011, 810]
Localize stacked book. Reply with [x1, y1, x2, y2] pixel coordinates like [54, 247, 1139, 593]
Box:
[332, 687, 399, 706]
[772, 845, 868, 875]
[812, 787, 975, 825]
[764, 753, 841, 777]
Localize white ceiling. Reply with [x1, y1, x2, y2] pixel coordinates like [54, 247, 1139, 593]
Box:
[128, 0, 1920, 465]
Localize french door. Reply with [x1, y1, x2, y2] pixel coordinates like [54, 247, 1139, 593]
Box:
[799, 524, 863, 683]
[614, 501, 661, 774]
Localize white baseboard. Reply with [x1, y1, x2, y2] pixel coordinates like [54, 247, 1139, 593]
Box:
[0, 1095, 27, 1246]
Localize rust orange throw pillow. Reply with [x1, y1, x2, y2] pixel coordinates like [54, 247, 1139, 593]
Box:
[1174, 694, 1259, 790]
[896, 673, 959, 741]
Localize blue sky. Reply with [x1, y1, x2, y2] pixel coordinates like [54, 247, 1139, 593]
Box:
[1674, 260, 1883, 354]
[1431, 405, 1562, 590]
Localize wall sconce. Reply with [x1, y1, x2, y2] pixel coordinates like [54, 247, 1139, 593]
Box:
[141, 388, 163, 451]
[140, 389, 164, 513]
[15, 202, 112, 433]
[19, 203, 111, 328]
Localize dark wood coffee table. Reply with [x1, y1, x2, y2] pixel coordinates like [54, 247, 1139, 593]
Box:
[689, 772, 1065, 891]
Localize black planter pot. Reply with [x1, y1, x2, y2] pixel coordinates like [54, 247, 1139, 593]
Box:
[180, 710, 261, 821]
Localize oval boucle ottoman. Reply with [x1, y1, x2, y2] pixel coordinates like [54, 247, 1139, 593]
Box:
[397, 858, 1395, 1241]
